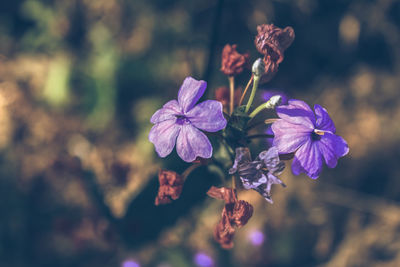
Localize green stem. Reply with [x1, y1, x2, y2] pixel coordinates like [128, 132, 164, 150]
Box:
[245, 75, 260, 113]
[249, 102, 268, 118]
[182, 163, 202, 179]
[220, 138, 235, 163]
[249, 96, 282, 119]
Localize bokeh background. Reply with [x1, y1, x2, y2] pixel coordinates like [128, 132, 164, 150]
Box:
[1, 0, 400, 266]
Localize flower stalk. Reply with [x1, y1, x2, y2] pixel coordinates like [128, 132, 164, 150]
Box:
[228, 76, 235, 115]
[238, 75, 253, 106]
[249, 95, 282, 118]
[245, 75, 260, 113]
[182, 163, 202, 179]
[231, 175, 236, 189]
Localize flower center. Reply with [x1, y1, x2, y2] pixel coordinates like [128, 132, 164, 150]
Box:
[176, 115, 190, 125]
[311, 129, 324, 141]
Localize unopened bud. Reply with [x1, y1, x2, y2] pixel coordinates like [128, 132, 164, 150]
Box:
[265, 95, 282, 109]
[252, 58, 265, 76]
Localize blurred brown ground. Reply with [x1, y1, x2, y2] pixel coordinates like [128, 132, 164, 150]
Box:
[0, 0, 400, 266]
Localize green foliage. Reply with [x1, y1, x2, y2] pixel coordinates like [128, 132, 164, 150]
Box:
[223, 105, 250, 148]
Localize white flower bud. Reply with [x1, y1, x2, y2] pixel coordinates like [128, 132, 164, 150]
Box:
[265, 95, 282, 109]
[252, 58, 265, 76]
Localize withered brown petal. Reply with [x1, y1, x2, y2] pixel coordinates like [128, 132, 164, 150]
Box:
[155, 169, 184, 206]
[207, 186, 237, 204]
[255, 24, 295, 82]
[209, 186, 254, 249]
[214, 208, 236, 249]
[255, 24, 295, 60]
[220, 44, 249, 76]
[232, 200, 254, 228]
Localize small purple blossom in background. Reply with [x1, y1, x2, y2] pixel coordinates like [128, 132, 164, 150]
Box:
[194, 252, 214, 267]
[149, 77, 227, 162]
[272, 99, 349, 179]
[229, 147, 286, 203]
[248, 230, 265, 246]
[122, 259, 140, 267]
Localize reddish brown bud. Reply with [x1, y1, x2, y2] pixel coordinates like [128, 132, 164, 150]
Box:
[220, 44, 249, 76]
[255, 24, 295, 82]
[155, 169, 184, 205]
[214, 86, 242, 112]
[207, 186, 254, 249]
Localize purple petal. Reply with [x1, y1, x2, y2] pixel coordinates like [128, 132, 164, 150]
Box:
[276, 99, 315, 128]
[291, 141, 322, 179]
[318, 132, 349, 168]
[149, 119, 181, 157]
[178, 77, 207, 113]
[314, 104, 336, 133]
[258, 147, 285, 175]
[271, 119, 311, 154]
[265, 126, 274, 147]
[186, 100, 227, 132]
[150, 100, 181, 124]
[229, 147, 252, 174]
[176, 124, 212, 162]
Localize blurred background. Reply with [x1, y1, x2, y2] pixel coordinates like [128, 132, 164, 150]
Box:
[0, 0, 400, 266]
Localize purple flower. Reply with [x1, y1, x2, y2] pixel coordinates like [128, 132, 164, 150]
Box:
[262, 90, 288, 147]
[229, 147, 285, 203]
[149, 77, 227, 162]
[271, 99, 349, 179]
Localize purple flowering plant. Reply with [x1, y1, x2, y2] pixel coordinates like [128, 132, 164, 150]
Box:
[149, 24, 349, 249]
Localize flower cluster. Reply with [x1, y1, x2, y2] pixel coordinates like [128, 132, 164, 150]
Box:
[148, 24, 349, 249]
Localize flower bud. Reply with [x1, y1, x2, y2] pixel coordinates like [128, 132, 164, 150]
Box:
[252, 58, 265, 76]
[265, 95, 282, 109]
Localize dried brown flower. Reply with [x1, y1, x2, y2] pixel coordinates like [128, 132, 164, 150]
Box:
[255, 24, 295, 62]
[255, 24, 295, 82]
[207, 186, 237, 203]
[214, 86, 242, 112]
[207, 186, 254, 249]
[155, 169, 185, 205]
[229, 200, 253, 228]
[220, 44, 249, 76]
[214, 208, 236, 249]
